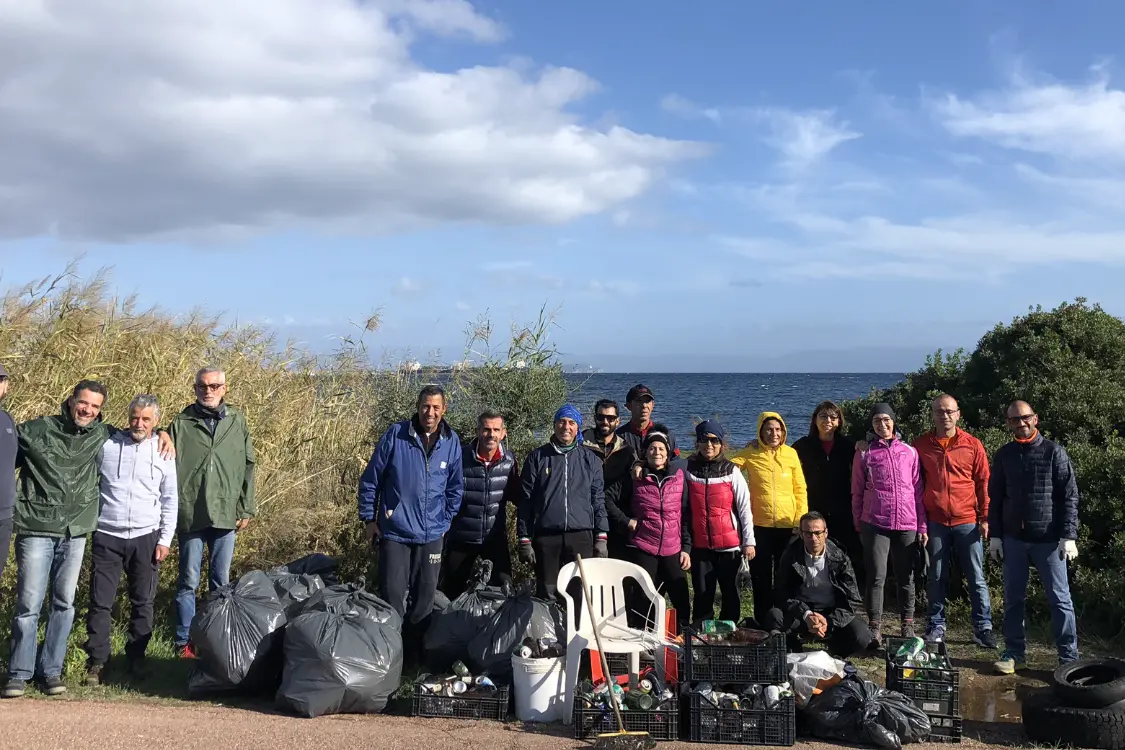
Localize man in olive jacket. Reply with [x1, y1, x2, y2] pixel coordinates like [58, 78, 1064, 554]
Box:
[168, 367, 256, 656]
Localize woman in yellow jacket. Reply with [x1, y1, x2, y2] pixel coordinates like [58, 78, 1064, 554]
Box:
[731, 412, 809, 624]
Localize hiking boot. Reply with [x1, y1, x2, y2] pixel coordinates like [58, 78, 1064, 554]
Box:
[1, 679, 26, 699]
[176, 643, 197, 660]
[869, 624, 883, 651]
[900, 620, 915, 639]
[84, 663, 104, 687]
[994, 651, 1027, 675]
[41, 675, 66, 696]
[973, 629, 998, 650]
[923, 625, 946, 644]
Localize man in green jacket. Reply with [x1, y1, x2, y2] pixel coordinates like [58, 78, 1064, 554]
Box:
[3, 380, 173, 699]
[169, 367, 256, 656]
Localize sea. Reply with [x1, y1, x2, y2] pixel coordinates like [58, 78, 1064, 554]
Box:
[564, 373, 904, 447]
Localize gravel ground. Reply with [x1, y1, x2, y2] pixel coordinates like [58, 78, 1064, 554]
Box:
[0, 698, 1022, 750]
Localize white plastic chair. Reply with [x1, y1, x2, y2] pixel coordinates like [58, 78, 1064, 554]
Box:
[556, 558, 666, 725]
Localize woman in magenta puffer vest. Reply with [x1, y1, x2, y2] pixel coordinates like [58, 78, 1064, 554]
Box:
[851, 403, 927, 648]
[623, 427, 692, 628]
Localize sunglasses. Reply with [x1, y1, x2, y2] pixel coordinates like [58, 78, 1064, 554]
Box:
[1007, 413, 1036, 424]
[698, 436, 723, 446]
[195, 383, 226, 392]
[594, 414, 618, 422]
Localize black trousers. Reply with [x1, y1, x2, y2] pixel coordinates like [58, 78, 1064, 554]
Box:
[84, 530, 161, 665]
[379, 537, 443, 660]
[0, 517, 12, 583]
[750, 527, 794, 621]
[439, 532, 512, 599]
[631, 548, 690, 629]
[533, 530, 593, 601]
[691, 548, 742, 624]
[761, 606, 872, 658]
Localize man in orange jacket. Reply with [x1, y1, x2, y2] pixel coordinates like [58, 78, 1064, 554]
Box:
[914, 394, 996, 648]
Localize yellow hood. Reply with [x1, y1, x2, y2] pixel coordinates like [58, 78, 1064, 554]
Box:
[729, 411, 807, 528]
[757, 411, 788, 445]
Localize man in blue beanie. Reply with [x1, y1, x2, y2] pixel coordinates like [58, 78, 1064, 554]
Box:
[518, 404, 609, 599]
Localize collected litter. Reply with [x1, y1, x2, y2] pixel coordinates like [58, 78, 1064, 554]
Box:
[518, 636, 566, 660]
[266, 554, 338, 618]
[467, 584, 564, 679]
[787, 650, 847, 707]
[802, 674, 932, 749]
[889, 636, 956, 681]
[423, 560, 508, 671]
[693, 680, 794, 710]
[576, 667, 677, 712]
[416, 661, 502, 697]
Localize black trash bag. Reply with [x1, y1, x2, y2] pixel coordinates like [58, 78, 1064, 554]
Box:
[271, 553, 339, 585]
[432, 589, 450, 615]
[266, 571, 326, 618]
[276, 582, 403, 717]
[187, 570, 288, 696]
[467, 584, 563, 679]
[423, 561, 508, 671]
[802, 675, 931, 749]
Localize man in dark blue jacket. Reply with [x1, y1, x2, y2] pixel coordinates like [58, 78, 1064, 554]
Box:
[359, 385, 463, 659]
[441, 409, 519, 598]
[988, 400, 1079, 675]
[0, 364, 15, 585]
[518, 404, 609, 600]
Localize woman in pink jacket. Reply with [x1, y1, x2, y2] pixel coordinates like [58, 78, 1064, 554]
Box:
[851, 403, 927, 647]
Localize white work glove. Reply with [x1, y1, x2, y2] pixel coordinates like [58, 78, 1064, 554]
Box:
[1058, 540, 1078, 561]
[989, 538, 1004, 563]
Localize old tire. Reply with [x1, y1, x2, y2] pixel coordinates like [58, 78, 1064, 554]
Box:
[1053, 658, 1125, 709]
[1023, 690, 1125, 749]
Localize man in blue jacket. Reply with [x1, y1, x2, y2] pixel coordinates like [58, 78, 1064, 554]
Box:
[988, 400, 1080, 675]
[518, 404, 609, 600]
[358, 385, 463, 660]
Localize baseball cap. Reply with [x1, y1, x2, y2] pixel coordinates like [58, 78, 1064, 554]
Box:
[626, 384, 654, 403]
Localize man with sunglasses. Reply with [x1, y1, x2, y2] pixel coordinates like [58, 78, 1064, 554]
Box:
[761, 511, 871, 657]
[988, 401, 1079, 675]
[168, 367, 256, 658]
[582, 399, 637, 560]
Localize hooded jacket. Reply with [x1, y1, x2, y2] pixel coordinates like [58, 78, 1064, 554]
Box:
[988, 432, 1079, 543]
[851, 433, 926, 533]
[518, 441, 608, 539]
[447, 439, 518, 546]
[730, 412, 808, 529]
[629, 466, 691, 557]
[169, 403, 256, 533]
[98, 432, 179, 548]
[775, 537, 864, 630]
[913, 429, 990, 527]
[15, 405, 111, 537]
[685, 455, 755, 551]
[358, 418, 464, 545]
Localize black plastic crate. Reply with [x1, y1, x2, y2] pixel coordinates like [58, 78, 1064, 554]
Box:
[411, 684, 509, 721]
[687, 693, 796, 746]
[573, 696, 679, 741]
[682, 628, 787, 684]
[884, 638, 960, 717]
[604, 651, 656, 677]
[926, 713, 963, 743]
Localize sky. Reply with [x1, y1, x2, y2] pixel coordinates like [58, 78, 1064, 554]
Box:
[2, 0, 1124, 372]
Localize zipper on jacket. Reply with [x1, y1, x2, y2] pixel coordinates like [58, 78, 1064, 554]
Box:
[704, 476, 713, 548]
[563, 452, 570, 532]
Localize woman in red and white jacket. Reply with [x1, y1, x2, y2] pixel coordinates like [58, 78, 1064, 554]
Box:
[685, 420, 756, 625]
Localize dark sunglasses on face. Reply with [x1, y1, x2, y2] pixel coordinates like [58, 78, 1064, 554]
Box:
[1007, 413, 1036, 424]
[698, 436, 722, 446]
[595, 414, 618, 422]
[195, 383, 225, 392]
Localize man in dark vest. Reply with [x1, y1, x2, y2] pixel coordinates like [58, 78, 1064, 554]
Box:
[441, 409, 519, 598]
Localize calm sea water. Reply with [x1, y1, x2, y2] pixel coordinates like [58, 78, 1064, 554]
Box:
[564, 373, 904, 446]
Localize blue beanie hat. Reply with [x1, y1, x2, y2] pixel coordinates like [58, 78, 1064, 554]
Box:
[695, 419, 726, 442]
[554, 404, 583, 431]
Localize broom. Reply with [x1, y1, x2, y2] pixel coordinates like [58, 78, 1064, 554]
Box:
[574, 553, 657, 750]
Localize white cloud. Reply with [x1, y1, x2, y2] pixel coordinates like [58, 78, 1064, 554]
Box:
[754, 108, 861, 166]
[0, 0, 703, 241]
[660, 94, 723, 124]
[392, 276, 421, 295]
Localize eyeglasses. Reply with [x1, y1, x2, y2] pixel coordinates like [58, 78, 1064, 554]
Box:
[934, 409, 959, 417]
[195, 383, 226, 392]
[594, 414, 618, 422]
[872, 417, 893, 424]
[801, 529, 827, 538]
[1007, 413, 1036, 424]
[698, 436, 723, 446]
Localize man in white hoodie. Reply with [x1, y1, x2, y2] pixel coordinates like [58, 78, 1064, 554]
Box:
[83, 394, 178, 685]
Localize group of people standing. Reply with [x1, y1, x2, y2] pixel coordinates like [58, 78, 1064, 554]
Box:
[0, 365, 255, 698]
[359, 383, 1082, 675]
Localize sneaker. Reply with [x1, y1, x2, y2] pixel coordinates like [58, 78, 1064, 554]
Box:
[869, 625, 883, 651]
[924, 625, 946, 644]
[973, 629, 998, 650]
[1, 679, 25, 699]
[994, 651, 1027, 675]
[41, 675, 66, 696]
[900, 621, 915, 639]
[176, 643, 197, 660]
[84, 663, 104, 687]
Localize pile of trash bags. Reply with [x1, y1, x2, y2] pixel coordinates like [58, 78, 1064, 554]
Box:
[466, 585, 563, 679]
[801, 674, 931, 749]
[186, 555, 403, 718]
[422, 560, 508, 672]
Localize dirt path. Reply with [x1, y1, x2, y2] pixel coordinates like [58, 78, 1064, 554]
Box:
[0, 698, 1024, 750]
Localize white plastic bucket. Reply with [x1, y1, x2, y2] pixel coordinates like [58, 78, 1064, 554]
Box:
[511, 654, 565, 722]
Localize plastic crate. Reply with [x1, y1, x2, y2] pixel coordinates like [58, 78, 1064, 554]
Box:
[682, 628, 788, 684]
[573, 695, 679, 741]
[411, 684, 510, 721]
[687, 693, 796, 746]
[926, 713, 963, 743]
[884, 638, 960, 717]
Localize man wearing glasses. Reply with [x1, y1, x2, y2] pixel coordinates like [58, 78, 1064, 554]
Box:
[761, 511, 871, 657]
[989, 401, 1079, 675]
[914, 394, 996, 649]
[582, 399, 637, 560]
[168, 367, 256, 658]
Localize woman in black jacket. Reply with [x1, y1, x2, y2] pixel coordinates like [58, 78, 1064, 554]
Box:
[792, 401, 863, 582]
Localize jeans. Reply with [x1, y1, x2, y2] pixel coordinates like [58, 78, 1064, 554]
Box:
[927, 522, 992, 632]
[8, 534, 88, 681]
[1001, 536, 1078, 662]
[175, 527, 236, 646]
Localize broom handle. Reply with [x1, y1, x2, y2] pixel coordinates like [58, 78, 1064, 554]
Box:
[575, 553, 628, 734]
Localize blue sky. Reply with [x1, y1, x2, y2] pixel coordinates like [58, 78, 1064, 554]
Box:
[2, 1, 1123, 371]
